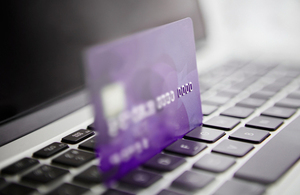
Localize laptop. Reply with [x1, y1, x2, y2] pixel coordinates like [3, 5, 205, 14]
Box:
[1, 1, 300, 195]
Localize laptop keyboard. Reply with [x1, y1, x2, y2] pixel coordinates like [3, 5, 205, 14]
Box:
[1, 61, 300, 195]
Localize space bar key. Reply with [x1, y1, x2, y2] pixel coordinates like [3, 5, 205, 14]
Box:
[235, 115, 300, 184]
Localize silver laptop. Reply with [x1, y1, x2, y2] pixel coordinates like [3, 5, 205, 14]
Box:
[1, 0, 300, 194]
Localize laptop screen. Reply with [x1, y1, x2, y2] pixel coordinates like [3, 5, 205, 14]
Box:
[1, 0, 205, 144]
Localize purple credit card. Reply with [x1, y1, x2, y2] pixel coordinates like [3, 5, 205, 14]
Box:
[85, 18, 202, 182]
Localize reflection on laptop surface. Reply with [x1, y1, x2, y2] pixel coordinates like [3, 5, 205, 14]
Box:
[1, 1, 300, 195]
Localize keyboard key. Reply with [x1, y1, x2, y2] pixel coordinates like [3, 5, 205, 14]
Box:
[22, 165, 68, 184]
[250, 90, 276, 99]
[203, 116, 240, 130]
[275, 98, 300, 108]
[261, 106, 296, 119]
[217, 89, 239, 97]
[120, 169, 162, 188]
[78, 137, 96, 152]
[230, 77, 258, 90]
[0, 177, 6, 187]
[235, 114, 300, 184]
[157, 189, 184, 195]
[165, 139, 207, 156]
[62, 129, 94, 144]
[47, 183, 89, 195]
[262, 83, 282, 92]
[236, 98, 266, 108]
[1, 157, 39, 175]
[194, 153, 235, 173]
[143, 153, 185, 172]
[275, 77, 294, 85]
[102, 189, 134, 195]
[245, 116, 283, 131]
[202, 104, 218, 116]
[284, 69, 300, 78]
[213, 179, 265, 195]
[212, 140, 253, 157]
[229, 127, 270, 144]
[74, 165, 102, 183]
[287, 91, 300, 99]
[172, 171, 214, 191]
[33, 142, 68, 158]
[53, 149, 95, 167]
[87, 123, 95, 130]
[184, 126, 225, 143]
[223, 87, 242, 96]
[0, 183, 37, 195]
[202, 96, 230, 106]
[220, 106, 254, 119]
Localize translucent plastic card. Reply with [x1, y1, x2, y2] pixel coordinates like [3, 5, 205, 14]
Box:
[85, 18, 202, 182]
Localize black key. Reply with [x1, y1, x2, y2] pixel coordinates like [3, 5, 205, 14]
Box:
[164, 139, 207, 156]
[184, 126, 225, 143]
[220, 106, 254, 119]
[194, 153, 235, 173]
[47, 183, 89, 195]
[0, 177, 6, 187]
[245, 116, 283, 131]
[61, 129, 94, 144]
[120, 169, 162, 188]
[1, 157, 39, 175]
[235, 114, 300, 184]
[87, 123, 95, 130]
[0, 183, 37, 195]
[52, 149, 95, 167]
[213, 179, 265, 195]
[102, 189, 134, 195]
[33, 142, 68, 158]
[250, 90, 276, 99]
[202, 96, 230, 106]
[157, 189, 184, 195]
[22, 165, 68, 184]
[78, 137, 96, 152]
[202, 104, 218, 116]
[229, 127, 270, 144]
[203, 116, 240, 130]
[287, 91, 300, 99]
[143, 153, 185, 172]
[236, 98, 266, 108]
[275, 98, 300, 108]
[261, 106, 296, 119]
[212, 140, 253, 157]
[172, 171, 214, 191]
[74, 165, 102, 183]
